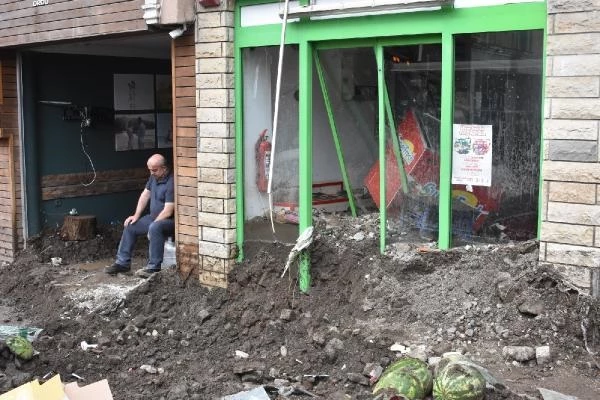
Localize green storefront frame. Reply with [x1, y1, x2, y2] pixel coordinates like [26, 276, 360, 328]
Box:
[234, 1, 547, 292]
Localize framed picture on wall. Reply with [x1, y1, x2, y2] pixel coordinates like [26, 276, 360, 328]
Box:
[114, 113, 156, 151]
[156, 75, 172, 111]
[114, 74, 155, 111]
[156, 113, 173, 148]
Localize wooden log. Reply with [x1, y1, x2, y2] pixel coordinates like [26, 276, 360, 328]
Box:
[60, 215, 96, 241]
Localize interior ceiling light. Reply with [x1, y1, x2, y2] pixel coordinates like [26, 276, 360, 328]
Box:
[282, 0, 453, 19]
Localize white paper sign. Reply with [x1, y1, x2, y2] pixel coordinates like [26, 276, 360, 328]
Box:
[452, 124, 493, 187]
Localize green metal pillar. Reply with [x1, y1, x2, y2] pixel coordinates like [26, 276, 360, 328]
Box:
[298, 40, 313, 292]
[234, 44, 245, 262]
[376, 45, 387, 254]
[439, 32, 454, 250]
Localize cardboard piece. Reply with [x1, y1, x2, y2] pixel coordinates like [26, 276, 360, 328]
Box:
[0, 375, 112, 400]
[64, 380, 113, 400]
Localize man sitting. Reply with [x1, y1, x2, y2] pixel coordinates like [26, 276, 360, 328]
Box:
[105, 153, 175, 278]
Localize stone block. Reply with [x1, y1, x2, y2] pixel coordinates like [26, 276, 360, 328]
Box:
[548, 0, 600, 13]
[548, 181, 596, 204]
[198, 58, 234, 74]
[555, 11, 600, 33]
[543, 161, 600, 183]
[199, 88, 229, 108]
[197, 74, 223, 89]
[594, 226, 600, 247]
[196, 42, 222, 58]
[199, 137, 224, 153]
[546, 76, 600, 98]
[198, 122, 230, 138]
[199, 269, 228, 288]
[540, 222, 594, 246]
[224, 168, 235, 184]
[196, 11, 222, 28]
[547, 140, 597, 162]
[199, 240, 236, 258]
[541, 181, 548, 220]
[222, 42, 234, 58]
[197, 27, 231, 43]
[540, 260, 591, 290]
[546, 242, 600, 268]
[536, 346, 552, 365]
[199, 168, 225, 184]
[220, 11, 234, 27]
[197, 152, 233, 168]
[223, 138, 235, 153]
[198, 182, 231, 198]
[547, 201, 600, 225]
[551, 98, 600, 119]
[197, 108, 224, 123]
[197, 211, 235, 228]
[544, 119, 598, 140]
[224, 198, 237, 213]
[547, 33, 600, 56]
[202, 226, 226, 242]
[202, 197, 224, 213]
[553, 54, 600, 76]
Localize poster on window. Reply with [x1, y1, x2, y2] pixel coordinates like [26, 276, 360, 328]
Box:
[114, 74, 155, 111]
[451, 124, 493, 187]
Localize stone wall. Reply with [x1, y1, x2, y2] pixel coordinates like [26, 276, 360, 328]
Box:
[195, 0, 236, 288]
[540, 0, 600, 291]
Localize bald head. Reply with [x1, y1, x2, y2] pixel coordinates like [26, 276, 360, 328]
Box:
[147, 154, 168, 179]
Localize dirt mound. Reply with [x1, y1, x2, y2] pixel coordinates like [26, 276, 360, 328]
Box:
[0, 216, 599, 399]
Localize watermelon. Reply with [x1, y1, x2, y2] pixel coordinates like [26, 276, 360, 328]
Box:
[373, 357, 432, 399]
[432, 361, 485, 400]
[5, 335, 34, 360]
[373, 369, 425, 400]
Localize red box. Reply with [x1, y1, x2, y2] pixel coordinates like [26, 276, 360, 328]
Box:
[364, 109, 438, 208]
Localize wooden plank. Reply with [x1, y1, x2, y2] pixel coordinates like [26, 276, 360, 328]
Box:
[177, 176, 197, 187]
[178, 195, 197, 207]
[178, 223, 198, 236]
[175, 76, 195, 87]
[174, 66, 194, 77]
[177, 205, 198, 217]
[178, 186, 197, 197]
[177, 157, 196, 168]
[176, 127, 196, 137]
[42, 167, 147, 187]
[41, 178, 146, 200]
[175, 86, 195, 97]
[173, 97, 196, 108]
[177, 137, 196, 148]
[176, 146, 197, 158]
[176, 117, 196, 128]
[177, 166, 197, 177]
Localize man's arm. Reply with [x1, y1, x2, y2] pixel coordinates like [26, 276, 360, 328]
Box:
[124, 189, 151, 226]
[154, 202, 174, 221]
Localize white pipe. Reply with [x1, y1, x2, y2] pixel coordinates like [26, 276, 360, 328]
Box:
[267, 0, 290, 234]
[283, 0, 451, 19]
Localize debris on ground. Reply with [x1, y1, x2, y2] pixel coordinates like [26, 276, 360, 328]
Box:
[0, 214, 598, 399]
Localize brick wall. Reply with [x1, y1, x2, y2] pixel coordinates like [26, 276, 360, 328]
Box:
[0, 53, 23, 263]
[195, 0, 236, 288]
[540, 0, 600, 291]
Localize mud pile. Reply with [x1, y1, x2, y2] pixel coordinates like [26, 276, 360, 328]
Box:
[0, 216, 598, 399]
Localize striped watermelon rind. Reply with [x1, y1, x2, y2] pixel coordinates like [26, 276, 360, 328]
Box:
[432, 362, 485, 400]
[373, 357, 432, 399]
[373, 369, 425, 400]
[5, 335, 34, 360]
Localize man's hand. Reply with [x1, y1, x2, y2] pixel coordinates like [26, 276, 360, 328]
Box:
[124, 215, 139, 227]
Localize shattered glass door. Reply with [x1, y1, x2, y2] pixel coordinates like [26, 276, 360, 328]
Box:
[382, 44, 443, 243]
[452, 31, 543, 244]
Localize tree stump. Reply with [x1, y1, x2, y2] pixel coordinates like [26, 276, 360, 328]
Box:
[60, 215, 96, 241]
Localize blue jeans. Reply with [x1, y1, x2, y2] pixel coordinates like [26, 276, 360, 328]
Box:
[115, 215, 175, 270]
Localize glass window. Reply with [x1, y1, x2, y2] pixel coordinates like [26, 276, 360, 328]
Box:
[242, 46, 299, 242]
[452, 30, 543, 244]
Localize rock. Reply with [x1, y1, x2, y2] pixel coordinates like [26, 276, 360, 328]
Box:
[312, 332, 326, 346]
[132, 316, 146, 329]
[502, 346, 535, 362]
[140, 364, 158, 374]
[346, 372, 369, 386]
[97, 336, 111, 347]
[352, 232, 365, 241]
[197, 309, 211, 323]
[407, 344, 429, 362]
[240, 310, 258, 327]
[538, 388, 578, 400]
[518, 300, 545, 317]
[324, 338, 344, 362]
[279, 309, 295, 321]
[536, 346, 551, 365]
[496, 279, 516, 303]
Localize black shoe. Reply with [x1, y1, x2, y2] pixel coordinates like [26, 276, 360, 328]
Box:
[105, 263, 131, 275]
[135, 267, 161, 278]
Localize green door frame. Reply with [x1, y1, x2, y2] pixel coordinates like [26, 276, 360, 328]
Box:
[234, 1, 547, 291]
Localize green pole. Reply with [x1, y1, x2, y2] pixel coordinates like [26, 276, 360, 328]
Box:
[234, 40, 245, 262]
[298, 40, 313, 292]
[376, 44, 386, 254]
[383, 83, 409, 195]
[439, 32, 454, 250]
[313, 51, 358, 217]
